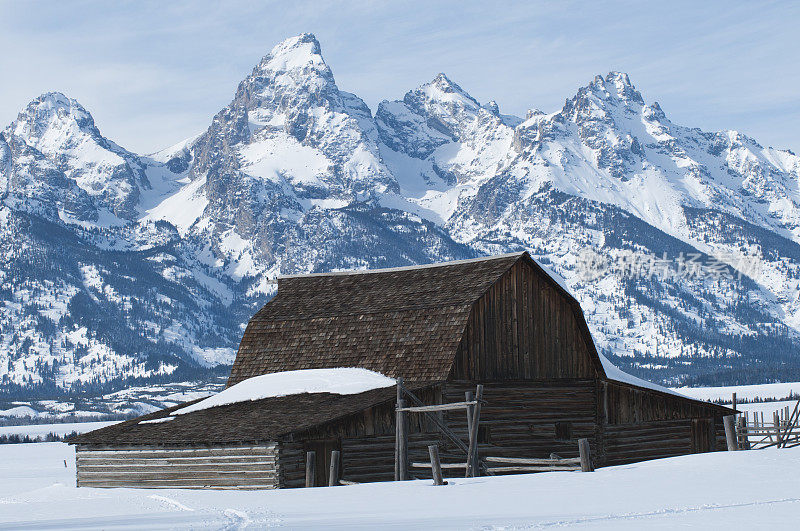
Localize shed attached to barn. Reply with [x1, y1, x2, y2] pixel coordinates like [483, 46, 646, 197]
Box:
[70, 252, 733, 489]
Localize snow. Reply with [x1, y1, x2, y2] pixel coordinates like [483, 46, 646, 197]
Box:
[0, 421, 115, 438]
[674, 381, 800, 402]
[171, 368, 396, 416]
[598, 352, 686, 398]
[3, 442, 800, 528]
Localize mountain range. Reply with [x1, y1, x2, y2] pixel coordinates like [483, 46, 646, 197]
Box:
[2, 33, 800, 404]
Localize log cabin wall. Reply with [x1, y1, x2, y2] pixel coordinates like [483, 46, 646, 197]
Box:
[598, 380, 728, 466]
[450, 261, 597, 381]
[75, 444, 280, 489]
[277, 387, 442, 487]
[441, 380, 599, 464]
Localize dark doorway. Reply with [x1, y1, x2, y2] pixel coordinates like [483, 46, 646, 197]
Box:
[691, 418, 714, 453]
[304, 439, 342, 486]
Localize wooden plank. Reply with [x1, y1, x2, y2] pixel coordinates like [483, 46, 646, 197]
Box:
[486, 466, 580, 473]
[483, 456, 582, 465]
[410, 462, 467, 469]
[397, 401, 477, 413]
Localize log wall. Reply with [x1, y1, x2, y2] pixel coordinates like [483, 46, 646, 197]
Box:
[74, 444, 279, 489]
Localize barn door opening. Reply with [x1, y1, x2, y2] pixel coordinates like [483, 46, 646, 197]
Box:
[691, 418, 713, 453]
[304, 439, 341, 486]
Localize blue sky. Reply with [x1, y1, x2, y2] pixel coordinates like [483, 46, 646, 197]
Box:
[1, 1, 798, 154]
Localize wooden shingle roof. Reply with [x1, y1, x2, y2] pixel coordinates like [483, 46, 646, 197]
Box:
[226, 253, 525, 386]
[69, 385, 430, 446]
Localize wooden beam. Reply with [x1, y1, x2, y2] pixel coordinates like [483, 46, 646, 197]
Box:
[305, 451, 315, 488]
[484, 456, 582, 465]
[428, 445, 445, 486]
[723, 414, 737, 451]
[397, 401, 477, 413]
[396, 398, 408, 481]
[465, 384, 484, 478]
[578, 438, 593, 472]
[328, 450, 340, 487]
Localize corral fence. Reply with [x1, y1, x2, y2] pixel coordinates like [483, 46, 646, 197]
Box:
[725, 393, 800, 451]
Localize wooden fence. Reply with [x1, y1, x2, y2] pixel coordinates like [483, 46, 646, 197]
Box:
[729, 399, 800, 450]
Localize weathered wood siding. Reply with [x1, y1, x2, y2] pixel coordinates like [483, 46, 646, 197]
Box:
[451, 261, 597, 380]
[276, 388, 442, 487]
[75, 444, 279, 489]
[441, 380, 599, 465]
[600, 381, 724, 425]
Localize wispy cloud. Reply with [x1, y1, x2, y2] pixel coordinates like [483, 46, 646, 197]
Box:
[1, 0, 797, 152]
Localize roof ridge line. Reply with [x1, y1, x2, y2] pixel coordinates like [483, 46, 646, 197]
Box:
[277, 252, 526, 279]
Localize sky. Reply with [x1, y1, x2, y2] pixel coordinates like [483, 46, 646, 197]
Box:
[1, 1, 798, 154]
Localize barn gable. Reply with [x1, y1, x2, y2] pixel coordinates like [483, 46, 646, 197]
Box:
[228, 253, 525, 385]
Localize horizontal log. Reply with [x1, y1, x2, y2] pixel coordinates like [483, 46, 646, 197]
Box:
[79, 480, 277, 489]
[77, 447, 276, 459]
[398, 401, 477, 413]
[78, 463, 276, 473]
[486, 466, 580, 473]
[78, 470, 277, 479]
[483, 456, 582, 465]
[410, 462, 467, 469]
[77, 456, 277, 466]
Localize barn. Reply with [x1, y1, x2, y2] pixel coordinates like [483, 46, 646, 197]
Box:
[69, 252, 733, 489]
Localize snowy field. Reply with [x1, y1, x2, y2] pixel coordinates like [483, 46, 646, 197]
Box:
[672, 381, 800, 402]
[0, 421, 116, 439]
[1, 442, 799, 529]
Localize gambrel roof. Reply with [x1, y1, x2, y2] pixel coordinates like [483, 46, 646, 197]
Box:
[227, 253, 539, 386]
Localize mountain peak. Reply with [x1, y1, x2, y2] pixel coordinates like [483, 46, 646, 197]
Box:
[255, 33, 326, 75]
[411, 73, 480, 110]
[12, 92, 95, 134]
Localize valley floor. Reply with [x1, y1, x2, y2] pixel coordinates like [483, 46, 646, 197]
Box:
[1, 442, 798, 529]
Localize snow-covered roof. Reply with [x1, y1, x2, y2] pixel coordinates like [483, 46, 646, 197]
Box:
[597, 352, 688, 398]
[172, 368, 395, 416]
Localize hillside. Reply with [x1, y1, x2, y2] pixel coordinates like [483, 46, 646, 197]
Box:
[2, 33, 800, 399]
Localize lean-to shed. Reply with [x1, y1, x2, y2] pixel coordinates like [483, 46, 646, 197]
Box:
[70, 252, 733, 489]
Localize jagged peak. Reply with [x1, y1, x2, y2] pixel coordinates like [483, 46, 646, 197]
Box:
[408, 73, 480, 110]
[13, 92, 95, 131]
[254, 32, 327, 74]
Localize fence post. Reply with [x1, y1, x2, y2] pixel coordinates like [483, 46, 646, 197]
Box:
[395, 378, 403, 481]
[428, 445, 445, 486]
[731, 392, 737, 413]
[305, 451, 316, 487]
[397, 398, 408, 480]
[723, 415, 737, 451]
[578, 438, 593, 472]
[328, 450, 340, 487]
[465, 384, 483, 477]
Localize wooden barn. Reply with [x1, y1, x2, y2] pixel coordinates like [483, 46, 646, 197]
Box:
[70, 252, 733, 489]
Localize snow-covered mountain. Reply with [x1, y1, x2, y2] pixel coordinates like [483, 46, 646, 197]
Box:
[2, 33, 800, 401]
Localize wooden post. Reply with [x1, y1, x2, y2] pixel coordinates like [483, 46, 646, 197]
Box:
[731, 392, 737, 413]
[465, 391, 475, 440]
[578, 438, 593, 472]
[723, 415, 737, 451]
[395, 378, 403, 481]
[397, 398, 408, 481]
[774, 411, 782, 446]
[305, 451, 316, 487]
[428, 445, 445, 486]
[465, 384, 483, 478]
[328, 450, 340, 487]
